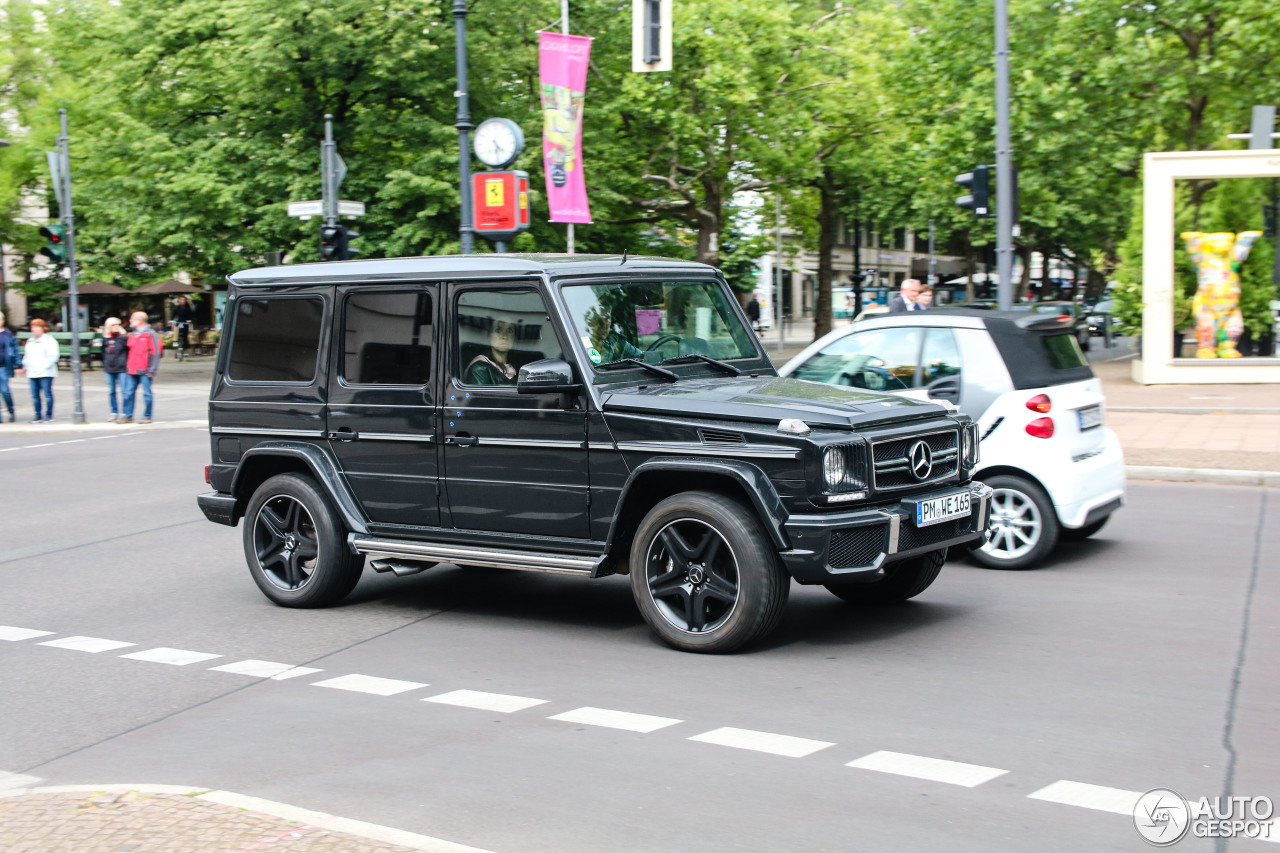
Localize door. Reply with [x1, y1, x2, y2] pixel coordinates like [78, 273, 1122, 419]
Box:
[441, 284, 590, 540]
[326, 285, 440, 528]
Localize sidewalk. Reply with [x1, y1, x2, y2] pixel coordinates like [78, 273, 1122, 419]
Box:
[0, 780, 488, 853]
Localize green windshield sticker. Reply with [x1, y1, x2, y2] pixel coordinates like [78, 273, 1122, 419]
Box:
[587, 347, 602, 364]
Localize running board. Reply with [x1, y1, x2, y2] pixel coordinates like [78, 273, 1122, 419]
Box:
[351, 537, 599, 576]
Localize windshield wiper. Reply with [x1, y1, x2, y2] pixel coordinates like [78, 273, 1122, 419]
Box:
[660, 353, 742, 376]
[594, 358, 679, 381]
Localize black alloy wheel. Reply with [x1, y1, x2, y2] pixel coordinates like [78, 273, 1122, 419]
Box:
[630, 491, 789, 653]
[242, 473, 364, 608]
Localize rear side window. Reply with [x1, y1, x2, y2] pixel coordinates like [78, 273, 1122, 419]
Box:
[228, 297, 324, 383]
[342, 291, 433, 385]
[1041, 333, 1087, 370]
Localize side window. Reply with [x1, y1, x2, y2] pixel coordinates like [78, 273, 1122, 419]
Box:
[456, 288, 563, 388]
[342, 291, 433, 385]
[791, 327, 922, 391]
[921, 328, 962, 386]
[228, 297, 323, 383]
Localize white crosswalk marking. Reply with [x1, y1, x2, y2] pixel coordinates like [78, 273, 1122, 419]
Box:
[311, 674, 427, 697]
[424, 690, 548, 714]
[548, 707, 682, 733]
[687, 727, 834, 758]
[209, 660, 322, 680]
[1027, 780, 1143, 815]
[119, 648, 223, 666]
[38, 636, 135, 653]
[846, 751, 1008, 787]
[0, 627, 55, 642]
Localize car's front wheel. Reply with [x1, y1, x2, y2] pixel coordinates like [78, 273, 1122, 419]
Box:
[824, 548, 946, 604]
[968, 474, 1059, 570]
[242, 473, 364, 607]
[630, 491, 789, 653]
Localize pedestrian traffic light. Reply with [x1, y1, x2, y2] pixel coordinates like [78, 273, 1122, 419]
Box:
[38, 222, 67, 264]
[341, 226, 361, 261]
[955, 165, 992, 218]
[319, 224, 346, 262]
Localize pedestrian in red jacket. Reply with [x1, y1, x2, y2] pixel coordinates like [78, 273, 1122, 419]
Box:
[120, 311, 161, 424]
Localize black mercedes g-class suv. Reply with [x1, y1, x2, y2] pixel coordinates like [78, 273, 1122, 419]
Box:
[198, 255, 991, 652]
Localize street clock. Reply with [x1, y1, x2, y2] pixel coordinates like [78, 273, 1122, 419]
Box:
[473, 118, 525, 169]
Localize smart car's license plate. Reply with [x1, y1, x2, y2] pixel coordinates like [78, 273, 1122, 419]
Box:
[915, 491, 971, 527]
[1077, 404, 1103, 431]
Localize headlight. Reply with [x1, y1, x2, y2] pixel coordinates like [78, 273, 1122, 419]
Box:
[962, 423, 980, 468]
[822, 444, 866, 496]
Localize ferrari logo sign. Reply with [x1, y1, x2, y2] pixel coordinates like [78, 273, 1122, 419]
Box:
[472, 170, 530, 240]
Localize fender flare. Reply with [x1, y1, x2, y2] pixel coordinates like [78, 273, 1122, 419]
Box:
[231, 441, 369, 535]
[606, 456, 791, 552]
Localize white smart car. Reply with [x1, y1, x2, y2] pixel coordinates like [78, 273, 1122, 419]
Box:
[779, 309, 1125, 569]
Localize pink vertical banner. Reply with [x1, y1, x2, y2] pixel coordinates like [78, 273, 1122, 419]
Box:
[538, 32, 593, 224]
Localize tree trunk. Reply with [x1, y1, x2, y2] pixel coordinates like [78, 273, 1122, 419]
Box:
[1016, 244, 1032, 300]
[964, 233, 975, 302]
[813, 170, 837, 340]
[696, 179, 723, 266]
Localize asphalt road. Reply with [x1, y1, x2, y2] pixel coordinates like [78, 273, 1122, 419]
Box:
[0, 426, 1276, 853]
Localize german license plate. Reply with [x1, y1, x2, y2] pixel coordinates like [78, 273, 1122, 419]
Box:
[915, 491, 971, 527]
[1077, 404, 1103, 431]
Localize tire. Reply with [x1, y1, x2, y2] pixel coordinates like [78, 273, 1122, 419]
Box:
[242, 473, 364, 607]
[630, 491, 789, 653]
[1060, 514, 1110, 541]
[968, 474, 1059, 570]
[824, 548, 947, 605]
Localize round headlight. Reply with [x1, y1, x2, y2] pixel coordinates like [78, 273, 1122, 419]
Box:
[823, 446, 845, 490]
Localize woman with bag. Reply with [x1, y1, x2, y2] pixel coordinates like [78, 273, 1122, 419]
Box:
[17, 318, 58, 423]
[101, 317, 128, 422]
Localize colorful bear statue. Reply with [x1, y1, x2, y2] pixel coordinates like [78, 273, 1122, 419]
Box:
[1180, 230, 1263, 358]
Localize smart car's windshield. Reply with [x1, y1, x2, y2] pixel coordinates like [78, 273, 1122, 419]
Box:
[561, 280, 757, 377]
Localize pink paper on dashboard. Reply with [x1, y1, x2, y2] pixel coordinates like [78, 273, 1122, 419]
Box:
[538, 32, 593, 224]
[635, 309, 663, 336]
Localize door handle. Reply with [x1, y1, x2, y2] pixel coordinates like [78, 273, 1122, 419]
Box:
[328, 428, 359, 441]
[446, 435, 479, 447]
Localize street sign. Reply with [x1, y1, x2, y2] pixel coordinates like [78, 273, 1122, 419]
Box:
[288, 200, 324, 218]
[337, 200, 366, 217]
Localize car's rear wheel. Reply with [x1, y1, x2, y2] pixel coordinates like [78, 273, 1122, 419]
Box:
[630, 491, 789, 653]
[968, 474, 1059, 570]
[824, 548, 947, 605]
[243, 473, 364, 607]
[1060, 514, 1110, 541]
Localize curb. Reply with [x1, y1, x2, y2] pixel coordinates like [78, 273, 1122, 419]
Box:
[0, 419, 207, 436]
[0, 780, 494, 853]
[1126, 465, 1280, 487]
[1110, 406, 1280, 415]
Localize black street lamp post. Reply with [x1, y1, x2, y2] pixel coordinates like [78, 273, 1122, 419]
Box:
[454, 0, 475, 254]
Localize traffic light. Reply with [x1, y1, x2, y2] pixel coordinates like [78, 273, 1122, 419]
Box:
[319, 224, 346, 261]
[341, 226, 361, 260]
[38, 222, 67, 264]
[955, 165, 992, 218]
[1265, 203, 1277, 239]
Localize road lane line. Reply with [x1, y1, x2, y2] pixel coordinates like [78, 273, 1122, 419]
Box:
[846, 751, 1008, 787]
[1027, 780, 1142, 815]
[548, 707, 682, 733]
[57, 439, 86, 445]
[0, 627, 55, 641]
[38, 636, 136, 653]
[424, 690, 549, 714]
[89, 435, 117, 440]
[23, 443, 55, 449]
[0, 771, 42, 792]
[119, 647, 223, 666]
[311, 674, 428, 697]
[687, 727, 835, 758]
[209, 660, 323, 680]
[0, 447, 18, 453]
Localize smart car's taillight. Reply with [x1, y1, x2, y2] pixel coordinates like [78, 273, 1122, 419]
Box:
[1026, 394, 1052, 413]
[1026, 417, 1054, 439]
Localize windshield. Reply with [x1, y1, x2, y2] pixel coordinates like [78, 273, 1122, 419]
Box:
[561, 280, 757, 376]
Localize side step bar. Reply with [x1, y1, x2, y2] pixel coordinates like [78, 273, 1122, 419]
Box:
[351, 537, 600, 576]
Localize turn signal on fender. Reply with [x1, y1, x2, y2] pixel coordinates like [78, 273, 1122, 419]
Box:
[1025, 417, 1055, 438]
[1026, 394, 1052, 413]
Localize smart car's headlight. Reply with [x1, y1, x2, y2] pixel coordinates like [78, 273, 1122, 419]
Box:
[822, 444, 866, 498]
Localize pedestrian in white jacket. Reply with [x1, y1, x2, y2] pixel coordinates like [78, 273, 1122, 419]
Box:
[17, 318, 58, 422]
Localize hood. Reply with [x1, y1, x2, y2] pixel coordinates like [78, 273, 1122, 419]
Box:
[601, 376, 947, 429]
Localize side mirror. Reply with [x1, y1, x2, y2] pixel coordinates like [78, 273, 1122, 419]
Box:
[517, 358, 582, 395]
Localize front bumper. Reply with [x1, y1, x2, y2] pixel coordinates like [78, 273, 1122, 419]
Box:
[780, 483, 992, 585]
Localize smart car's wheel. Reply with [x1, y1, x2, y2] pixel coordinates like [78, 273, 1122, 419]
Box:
[824, 548, 946, 604]
[243, 473, 363, 608]
[630, 491, 789, 653]
[968, 474, 1059, 570]
[1060, 514, 1110, 541]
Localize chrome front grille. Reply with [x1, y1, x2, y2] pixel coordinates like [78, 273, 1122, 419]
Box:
[871, 429, 959, 490]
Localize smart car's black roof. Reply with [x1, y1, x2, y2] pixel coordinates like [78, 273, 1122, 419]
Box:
[227, 254, 715, 287]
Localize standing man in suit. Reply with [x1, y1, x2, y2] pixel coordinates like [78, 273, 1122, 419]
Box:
[890, 279, 925, 313]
